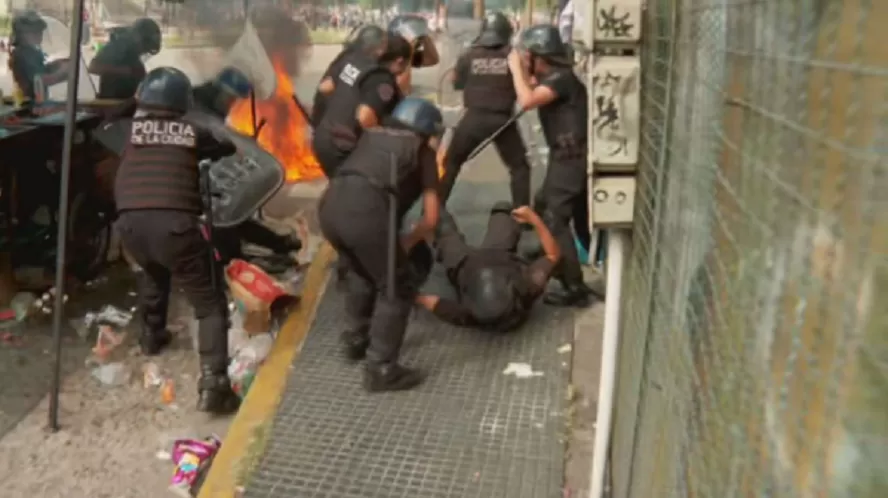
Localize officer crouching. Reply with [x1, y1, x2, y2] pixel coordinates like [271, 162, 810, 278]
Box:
[417, 203, 560, 331]
[312, 33, 413, 178]
[114, 67, 241, 414]
[318, 97, 443, 392]
[311, 25, 389, 127]
[440, 11, 531, 208]
[507, 25, 594, 307]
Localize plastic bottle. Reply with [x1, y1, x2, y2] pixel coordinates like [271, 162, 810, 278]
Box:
[32, 75, 45, 104]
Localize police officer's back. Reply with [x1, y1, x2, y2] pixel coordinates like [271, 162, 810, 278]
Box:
[318, 97, 443, 392]
[439, 11, 531, 208]
[508, 25, 593, 307]
[114, 67, 241, 414]
[311, 25, 388, 127]
[312, 34, 412, 177]
[8, 11, 69, 102]
[88, 17, 161, 99]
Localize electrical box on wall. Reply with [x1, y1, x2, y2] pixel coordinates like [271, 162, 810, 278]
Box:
[593, 0, 643, 43]
[591, 176, 636, 227]
[590, 56, 641, 173]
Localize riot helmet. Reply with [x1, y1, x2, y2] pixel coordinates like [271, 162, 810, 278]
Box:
[465, 267, 519, 326]
[132, 17, 162, 55]
[519, 24, 570, 65]
[215, 67, 252, 100]
[11, 10, 47, 46]
[388, 15, 437, 68]
[136, 67, 193, 113]
[390, 97, 445, 139]
[344, 25, 388, 58]
[475, 12, 514, 48]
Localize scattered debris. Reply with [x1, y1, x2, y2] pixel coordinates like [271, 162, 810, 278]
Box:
[228, 332, 274, 398]
[0, 291, 37, 327]
[143, 362, 163, 388]
[557, 344, 572, 354]
[502, 362, 544, 378]
[169, 436, 222, 497]
[91, 362, 131, 386]
[92, 325, 126, 361]
[160, 379, 176, 405]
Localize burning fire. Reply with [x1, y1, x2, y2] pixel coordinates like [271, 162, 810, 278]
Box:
[227, 59, 323, 183]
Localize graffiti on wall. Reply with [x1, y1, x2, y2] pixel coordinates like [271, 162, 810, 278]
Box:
[591, 57, 640, 166]
[594, 0, 641, 42]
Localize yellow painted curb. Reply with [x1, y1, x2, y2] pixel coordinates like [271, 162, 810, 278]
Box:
[199, 242, 335, 498]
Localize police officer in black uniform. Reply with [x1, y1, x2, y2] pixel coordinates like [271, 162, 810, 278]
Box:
[88, 17, 161, 99]
[312, 34, 412, 178]
[192, 67, 252, 119]
[114, 67, 240, 413]
[507, 25, 593, 306]
[8, 10, 69, 101]
[191, 66, 302, 272]
[387, 15, 440, 95]
[416, 203, 560, 331]
[439, 12, 531, 208]
[318, 97, 443, 392]
[311, 25, 388, 127]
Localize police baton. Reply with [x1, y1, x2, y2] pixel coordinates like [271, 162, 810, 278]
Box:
[199, 159, 219, 292]
[464, 110, 526, 163]
[387, 152, 397, 301]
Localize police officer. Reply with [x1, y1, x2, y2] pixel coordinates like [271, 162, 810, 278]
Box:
[88, 17, 161, 99]
[507, 25, 593, 306]
[192, 67, 252, 119]
[416, 203, 560, 331]
[387, 15, 440, 94]
[318, 97, 443, 392]
[8, 10, 69, 101]
[114, 67, 240, 413]
[311, 33, 412, 177]
[190, 66, 302, 272]
[438, 12, 531, 208]
[311, 25, 388, 127]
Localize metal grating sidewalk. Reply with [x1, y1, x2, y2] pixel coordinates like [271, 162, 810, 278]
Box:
[244, 273, 574, 498]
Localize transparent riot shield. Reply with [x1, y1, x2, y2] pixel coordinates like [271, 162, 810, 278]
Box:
[40, 13, 97, 102]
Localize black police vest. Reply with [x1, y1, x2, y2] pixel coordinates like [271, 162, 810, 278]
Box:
[462, 46, 516, 113]
[538, 69, 589, 162]
[316, 54, 388, 153]
[336, 128, 426, 216]
[114, 117, 203, 213]
[311, 49, 351, 126]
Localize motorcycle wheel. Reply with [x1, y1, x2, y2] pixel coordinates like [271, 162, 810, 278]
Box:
[66, 192, 112, 282]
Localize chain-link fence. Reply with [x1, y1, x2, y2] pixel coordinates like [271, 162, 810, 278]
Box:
[612, 0, 886, 497]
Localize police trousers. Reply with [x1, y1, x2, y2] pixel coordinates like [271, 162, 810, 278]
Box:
[536, 159, 587, 287]
[312, 129, 354, 178]
[437, 201, 521, 285]
[440, 108, 531, 207]
[534, 183, 591, 253]
[318, 177, 432, 366]
[117, 210, 230, 372]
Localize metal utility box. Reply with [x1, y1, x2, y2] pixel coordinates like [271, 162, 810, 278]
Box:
[590, 56, 641, 173]
[591, 176, 636, 227]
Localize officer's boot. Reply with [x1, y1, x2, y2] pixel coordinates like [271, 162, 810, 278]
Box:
[340, 326, 370, 362]
[196, 365, 240, 414]
[363, 298, 423, 393]
[139, 327, 173, 356]
[544, 279, 593, 307]
[364, 363, 424, 393]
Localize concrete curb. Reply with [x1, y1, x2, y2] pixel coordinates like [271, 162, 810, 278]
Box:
[197, 243, 335, 498]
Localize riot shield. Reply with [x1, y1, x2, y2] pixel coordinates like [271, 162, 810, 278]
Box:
[40, 14, 97, 102]
[92, 110, 286, 228]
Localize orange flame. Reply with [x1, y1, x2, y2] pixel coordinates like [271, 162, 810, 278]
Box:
[227, 59, 323, 183]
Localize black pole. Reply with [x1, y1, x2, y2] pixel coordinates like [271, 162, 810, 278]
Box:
[464, 110, 525, 162]
[387, 153, 397, 300]
[48, 0, 87, 432]
[200, 161, 218, 292]
[243, 0, 258, 137]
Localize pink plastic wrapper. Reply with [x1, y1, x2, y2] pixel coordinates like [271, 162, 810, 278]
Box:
[169, 436, 221, 497]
